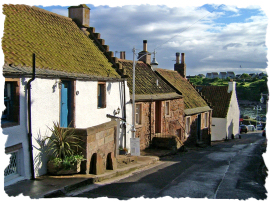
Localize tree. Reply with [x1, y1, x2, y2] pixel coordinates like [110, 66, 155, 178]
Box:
[240, 73, 251, 79]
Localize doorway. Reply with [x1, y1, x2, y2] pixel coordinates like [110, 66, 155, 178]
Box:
[60, 81, 71, 127]
[155, 101, 162, 133]
[197, 114, 201, 141]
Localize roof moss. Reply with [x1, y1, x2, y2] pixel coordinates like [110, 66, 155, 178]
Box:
[2, 4, 119, 79]
[118, 59, 180, 97]
[155, 68, 209, 109]
[198, 86, 231, 118]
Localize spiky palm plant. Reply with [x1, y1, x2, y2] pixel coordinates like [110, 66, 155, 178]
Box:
[45, 122, 82, 160]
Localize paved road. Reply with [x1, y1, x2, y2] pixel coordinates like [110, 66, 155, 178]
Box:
[70, 133, 267, 199]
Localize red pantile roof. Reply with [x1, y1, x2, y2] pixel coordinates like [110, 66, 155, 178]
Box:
[198, 86, 232, 118]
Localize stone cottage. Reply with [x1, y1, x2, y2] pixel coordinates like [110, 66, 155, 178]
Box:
[155, 53, 212, 146]
[197, 80, 240, 141]
[116, 41, 185, 150]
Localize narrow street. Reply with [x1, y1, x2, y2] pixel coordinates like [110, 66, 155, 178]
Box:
[69, 132, 267, 199]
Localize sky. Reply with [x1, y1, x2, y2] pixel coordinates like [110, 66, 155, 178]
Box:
[0, 0, 269, 76]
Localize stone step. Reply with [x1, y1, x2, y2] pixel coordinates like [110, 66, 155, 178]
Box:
[116, 155, 138, 167]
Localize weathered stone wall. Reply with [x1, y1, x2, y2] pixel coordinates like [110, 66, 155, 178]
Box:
[135, 98, 185, 150]
[184, 111, 212, 146]
[76, 120, 117, 174]
[135, 102, 152, 150]
[184, 114, 199, 146]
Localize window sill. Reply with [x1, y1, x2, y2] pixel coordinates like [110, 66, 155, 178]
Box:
[1, 121, 19, 128]
[135, 124, 143, 129]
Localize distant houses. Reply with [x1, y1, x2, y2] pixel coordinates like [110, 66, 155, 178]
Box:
[202, 71, 267, 80]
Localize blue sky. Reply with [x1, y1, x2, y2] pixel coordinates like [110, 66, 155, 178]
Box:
[1, 0, 269, 76]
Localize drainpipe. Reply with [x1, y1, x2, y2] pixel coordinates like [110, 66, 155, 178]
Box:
[122, 80, 127, 148]
[27, 53, 36, 180]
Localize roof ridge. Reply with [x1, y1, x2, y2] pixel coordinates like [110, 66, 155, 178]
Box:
[32, 6, 72, 21]
[4, 4, 73, 21]
[2, 4, 120, 78]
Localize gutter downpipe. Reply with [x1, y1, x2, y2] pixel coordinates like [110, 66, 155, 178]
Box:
[27, 53, 36, 180]
[131, 47, 136, 138]
[123, 80, 127, 148]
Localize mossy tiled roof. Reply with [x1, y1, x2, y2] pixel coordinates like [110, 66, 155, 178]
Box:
[155, 68, 209, 110]
[198, 86, 232, 118]
[118, 59, 181, 100]
[2, 4, 120, 79]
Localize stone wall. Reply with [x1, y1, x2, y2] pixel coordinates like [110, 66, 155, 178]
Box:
[184, 111, 212, 146]
[76, 120, 117, 175]
[135, 98, 185, 150]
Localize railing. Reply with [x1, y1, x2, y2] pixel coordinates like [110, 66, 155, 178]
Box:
[4, 152, 18, 178]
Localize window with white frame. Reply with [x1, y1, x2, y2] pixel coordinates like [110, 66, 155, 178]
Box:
[186, 116, 191, 135]
[135, 104, 142, 125]
[204, 112, 208, 128]
[97, 82, 106, 108]
[165, 101, 170, 116]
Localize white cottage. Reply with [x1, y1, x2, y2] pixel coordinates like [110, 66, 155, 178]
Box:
[2, 4, 132, 186]
[197, 81, 240, 141]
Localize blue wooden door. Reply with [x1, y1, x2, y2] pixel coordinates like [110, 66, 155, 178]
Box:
[60, 81, 69, 127]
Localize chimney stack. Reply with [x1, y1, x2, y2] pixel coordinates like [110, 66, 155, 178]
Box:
[120, 51, 126, 59]
[68, 4, 90, 27]
[228, 79, 236, 93]
[174, 52, 186, 78]
[138, 40, 151, 64]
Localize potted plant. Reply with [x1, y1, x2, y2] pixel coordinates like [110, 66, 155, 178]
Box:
[45, 122, 85, 175]
[119, 147, 128, 155]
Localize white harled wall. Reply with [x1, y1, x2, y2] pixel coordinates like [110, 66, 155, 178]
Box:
[211, 81, 240, 141]
[3, 77, 132, 184]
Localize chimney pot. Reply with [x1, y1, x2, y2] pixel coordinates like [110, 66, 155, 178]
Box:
[176, 52, 180, 64]
[143, 40, 147, 51]
[181, 53, 185, 64]
[120, 51, 126, 59]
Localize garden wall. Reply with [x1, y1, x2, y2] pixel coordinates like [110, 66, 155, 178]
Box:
[76, 120, 117, 175]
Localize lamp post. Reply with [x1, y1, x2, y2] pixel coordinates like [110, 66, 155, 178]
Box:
[130, 47, 154, 156]
[131, 47, 154, 139]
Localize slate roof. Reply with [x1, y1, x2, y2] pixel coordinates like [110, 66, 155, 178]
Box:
[2, 4, 120, 79]
[118, 59, 182, 101]
[198, 86, 232, 118]
[155, 68, 210, 114]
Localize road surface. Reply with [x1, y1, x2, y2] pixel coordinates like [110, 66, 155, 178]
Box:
[69, 132, 267, 199]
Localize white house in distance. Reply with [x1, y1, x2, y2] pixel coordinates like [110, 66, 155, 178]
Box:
[2, 4, 132, 186]
[197, 80, 240, 141]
